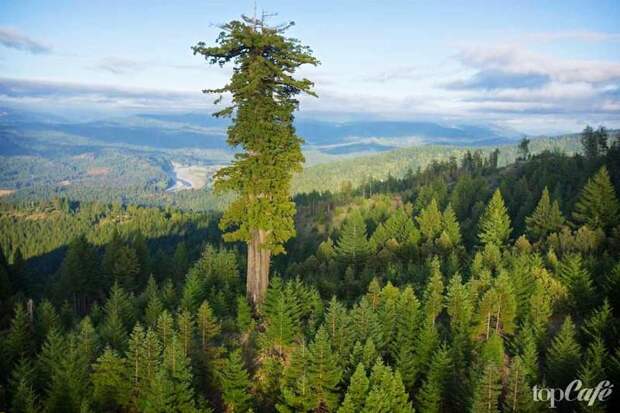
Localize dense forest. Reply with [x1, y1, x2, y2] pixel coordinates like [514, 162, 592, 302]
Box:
[0, 126, 619, 412]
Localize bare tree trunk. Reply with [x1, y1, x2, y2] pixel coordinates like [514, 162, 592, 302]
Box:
[247, 229, 271, 307]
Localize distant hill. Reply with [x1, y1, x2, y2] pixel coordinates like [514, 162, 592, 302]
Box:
[0, 106, 606, 209]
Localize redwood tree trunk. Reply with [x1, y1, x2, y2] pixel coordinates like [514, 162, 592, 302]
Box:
[247, 229, 271, 307]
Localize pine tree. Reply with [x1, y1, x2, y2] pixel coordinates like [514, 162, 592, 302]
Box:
[111, 245, 141, 292]
[236, 295, 253, 334]
[177, 308, 195, 356]
[193, 15, 319, 306]
[197, 300, 221, 351]
[412, 317, 439, 382]
[573, 166, 620, 231]
[525, 187, 565, 241]
[9, 358, 39, 413]
[6, 302, 34, 363]
[578, 338, 608, 413]
[350, 297, 383, 352]
[336, 210, 373, 268]
[438, 204, 462, 251]
[278, 341, 313, 412]
[100, 282, 133, 350]
[416, 345, 451, 413]
[161, 335, 201, 412]
[324, 297, 353, 363]
[417, 198, 443, 242]
[558, 254, 594, 313]
[474, 272, 517, 338]
[581, 125, 599, 159]
[393, 286, 420, 390]
[307, 326, 343, 411]
[156, 310, 175, 349]
[362, 359, 414, 413]
[423, 257, 445, 324]
[547, 316, 581, 388]
[172, 241, 190, 282]
[338, 363, 369, 413]
[219, 349, 251, 413]
[43, 333, 91, 413]
[260, 278, 301, 355]
[91, 347, 131, 410]
[503, 356, 535, 413]
[145, 294, 164, 328]
[470, 362, 502, 413]
[35, 299, 61, 344]
[478, 189, 512, 247]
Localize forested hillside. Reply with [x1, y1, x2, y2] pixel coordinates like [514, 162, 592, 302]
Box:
[1, 130, 619, 412]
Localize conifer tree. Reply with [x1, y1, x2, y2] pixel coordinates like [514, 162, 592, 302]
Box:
[278, 341, 313, 412]
[91, 347, 130, 410]
[193, 15, 319, 306]
[350, 297, 384, 352]
[412, 317, 440, 383]
[145, 294, 164, 328]
[161, 335, 201, 413]
[581, 125, 599, 159]
[306, 326, 343, 411]
[470, 362, 501, 413]
[100, 282, 133, 350]
[475, 272, 517, 338]
[236, 295, 253, 334]
[546, 316, 581, 388]
[417, 198, 443, 242]
[156, 310, 174, 349]
[6, 302, 34, 363]
[391, 286, 420, 375]
[423, 257, 444, 324]
[197, 300, 221, 351]
[438, 204, 462, 250]
[338, 363, 369, 413]
[503, 356, 535, 413]
[362, 359, 414, 413]
[336, 210, 373, 268]
[260, 278, 301, 355]
[172, 241, 190, 282]
[219, 349, 251, 413]
[177, 308, 195, 356]
[9, 358, 39, 413]
[573, 166, 620, 231]
[558, 253, 594, 313]
[35, 299, 61, 344]
[324, 297, 353, 362]
[478, 189, 512, 247]
[578, 338, 608, 413]
[416, 345, 451, 413]
[525, 187, 565, 241]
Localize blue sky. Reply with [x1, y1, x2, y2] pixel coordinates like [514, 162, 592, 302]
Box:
[0, 0, 619, 134]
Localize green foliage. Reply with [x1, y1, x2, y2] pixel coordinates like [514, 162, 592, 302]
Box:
[573, 166, 620, 231]
[193, 16, 318, 254]
[362, 359, 414, 413]
[338, 363, 369, 413]
[547, 316, 581, 388]
[91, 347, 130, 410]
[219, 349, 251, 413]
[525, 187, 565, 241]
[336, 210, 373, 267]
[416, 345, 451, 413]
[478, 189, 512, 247]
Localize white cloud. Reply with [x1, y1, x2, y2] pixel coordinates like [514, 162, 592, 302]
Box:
[0, 27, 51, 54]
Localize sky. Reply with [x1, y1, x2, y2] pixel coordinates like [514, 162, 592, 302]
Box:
[0, 0, 619, 134]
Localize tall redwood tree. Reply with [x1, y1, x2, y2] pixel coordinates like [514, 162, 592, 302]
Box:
[193, 15, 319, 306]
